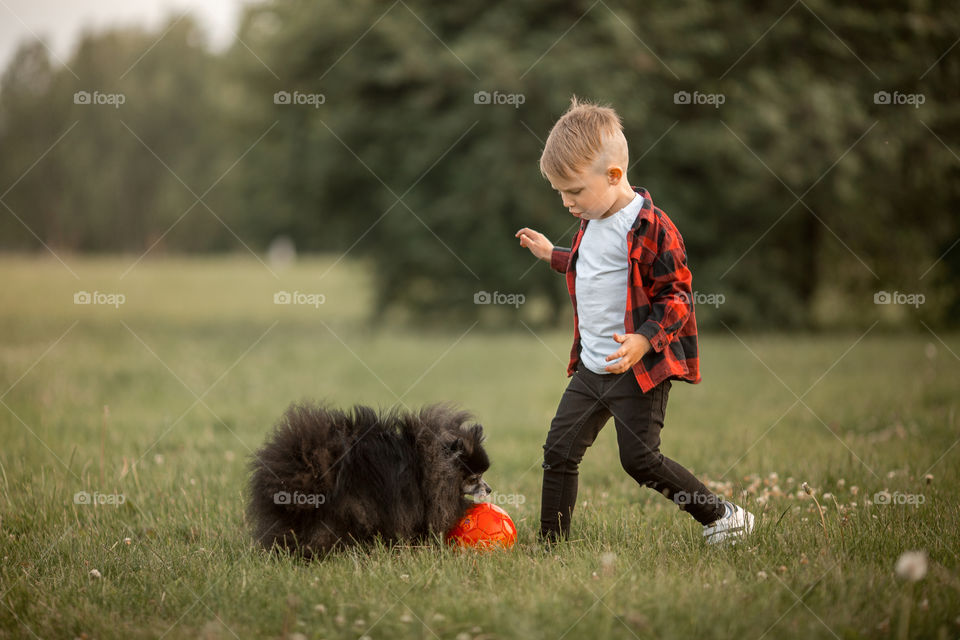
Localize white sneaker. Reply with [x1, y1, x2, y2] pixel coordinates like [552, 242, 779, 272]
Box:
[703, 502, 754, 546]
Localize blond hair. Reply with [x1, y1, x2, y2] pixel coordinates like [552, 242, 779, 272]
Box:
[539, 96, 629, 182]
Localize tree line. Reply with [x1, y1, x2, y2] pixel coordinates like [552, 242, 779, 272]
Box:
[1, 0, 958, 328]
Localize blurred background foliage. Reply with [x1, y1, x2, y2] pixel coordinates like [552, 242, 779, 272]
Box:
[1, 0, 958, 329]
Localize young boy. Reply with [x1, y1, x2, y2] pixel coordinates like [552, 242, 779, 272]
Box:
[516, 97, 754, 545]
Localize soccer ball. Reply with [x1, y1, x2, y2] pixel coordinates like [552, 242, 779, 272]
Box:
[446, 502, 517, 549]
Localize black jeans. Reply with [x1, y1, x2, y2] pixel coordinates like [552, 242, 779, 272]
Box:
[539, 366, 725, 541]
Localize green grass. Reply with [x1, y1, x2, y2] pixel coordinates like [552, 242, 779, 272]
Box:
[1, 254, 958, 639]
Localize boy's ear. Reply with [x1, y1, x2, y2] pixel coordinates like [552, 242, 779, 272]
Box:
[607, 166, 624, 183]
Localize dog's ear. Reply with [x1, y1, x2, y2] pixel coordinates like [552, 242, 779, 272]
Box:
[469, 423, 484, 441]
[445, 436, 465, 456]
[439, 428, 466, 454]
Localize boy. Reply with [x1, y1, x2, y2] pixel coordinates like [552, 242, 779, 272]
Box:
[515, 97, 754, 545]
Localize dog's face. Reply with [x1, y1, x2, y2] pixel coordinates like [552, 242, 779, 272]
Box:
[447, 424, 491, 500]
[462, 472, 492, 500]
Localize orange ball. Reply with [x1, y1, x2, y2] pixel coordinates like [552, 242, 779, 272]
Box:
[446, 503, 517, 549]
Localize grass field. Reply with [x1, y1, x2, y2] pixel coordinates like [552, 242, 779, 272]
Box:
[1, 255, 958, 639]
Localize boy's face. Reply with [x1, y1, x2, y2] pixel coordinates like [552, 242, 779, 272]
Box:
[548, 164, 626, 221]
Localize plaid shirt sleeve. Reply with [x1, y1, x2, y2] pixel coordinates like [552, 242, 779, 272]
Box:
[631, 217, 693, 352]
[550, 247, 571, 273]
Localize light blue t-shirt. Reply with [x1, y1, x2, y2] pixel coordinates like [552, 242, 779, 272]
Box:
[575, 193, 644, 374]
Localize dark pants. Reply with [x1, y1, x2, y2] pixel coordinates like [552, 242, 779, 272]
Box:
[539, 366, 725, 541]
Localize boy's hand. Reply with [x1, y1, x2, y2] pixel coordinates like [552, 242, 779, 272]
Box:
[604, 333, 652, 373]
[515, 228, 554, 262]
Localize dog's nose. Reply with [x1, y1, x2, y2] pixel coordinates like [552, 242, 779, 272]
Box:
[481, 480, 492, 496]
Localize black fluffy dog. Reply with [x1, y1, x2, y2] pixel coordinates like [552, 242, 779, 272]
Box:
[247, 402, 491, 558]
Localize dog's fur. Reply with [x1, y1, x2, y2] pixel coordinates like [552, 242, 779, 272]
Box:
[247, 402, 491, 558]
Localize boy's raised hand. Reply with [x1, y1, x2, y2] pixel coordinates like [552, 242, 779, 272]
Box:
[604, 333, 652, 373]
[515, 228, 554, 262]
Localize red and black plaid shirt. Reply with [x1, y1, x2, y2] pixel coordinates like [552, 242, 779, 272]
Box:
[549, 187, 701, 392]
